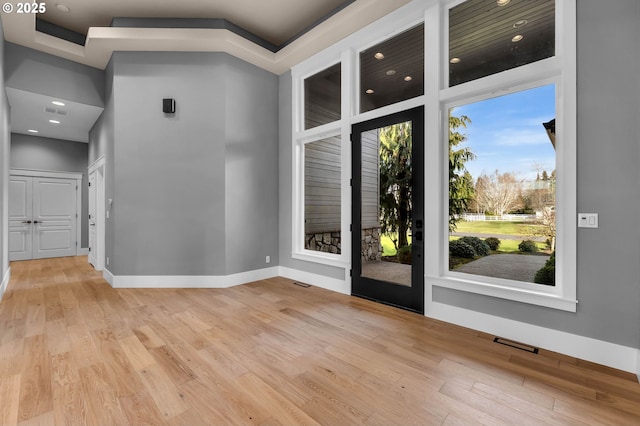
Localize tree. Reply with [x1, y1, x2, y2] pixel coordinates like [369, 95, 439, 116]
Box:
[449, 114, 475, 231]
[379, 122, 412, 250]
[474, 171, 523, 217]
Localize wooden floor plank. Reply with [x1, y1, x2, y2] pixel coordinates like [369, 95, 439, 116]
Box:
[1, 256, 639, 425]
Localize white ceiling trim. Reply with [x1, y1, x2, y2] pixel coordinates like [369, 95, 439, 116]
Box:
[1, 0, 411, 75]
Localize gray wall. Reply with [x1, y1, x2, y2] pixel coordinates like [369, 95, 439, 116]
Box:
[0, 20, 10, 297]
[224, 56, 279, 274]
[4, 42, 104, 107]
[9, 133, 89, 248]
[90, 52, 279, 276]
[433, 0, 640, 349]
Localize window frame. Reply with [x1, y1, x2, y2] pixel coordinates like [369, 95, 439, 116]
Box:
[425, 0, 577, 312]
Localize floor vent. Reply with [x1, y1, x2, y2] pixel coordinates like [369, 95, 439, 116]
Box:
[493, 337, 539, 354]
[293, 282, 311, 288]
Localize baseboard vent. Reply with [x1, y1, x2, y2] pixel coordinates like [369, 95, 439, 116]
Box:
[494, 337, 539, 354]
[293, 281, 311, 288]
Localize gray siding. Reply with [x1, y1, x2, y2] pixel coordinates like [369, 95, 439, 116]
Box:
[361, 129, 380, 229]
[9, 133, 89, 248]
[304, 136, 341, 234]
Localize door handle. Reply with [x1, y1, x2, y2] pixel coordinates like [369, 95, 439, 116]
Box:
[33, 220, 42, 224]
[22, 220, 32, 224]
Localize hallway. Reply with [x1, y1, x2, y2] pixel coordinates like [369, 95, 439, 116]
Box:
[1, 256, 639, 425]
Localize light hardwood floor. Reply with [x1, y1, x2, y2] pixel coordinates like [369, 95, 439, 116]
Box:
[1, 256, 639, 425]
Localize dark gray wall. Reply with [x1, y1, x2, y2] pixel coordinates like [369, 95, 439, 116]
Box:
[9, 133, 89, 248]
[91, 52, 279, 276]
[0, 20, 10, 292]
[278, 71, 346, 281]
[433, 0, 640, 348]
[3, 42, 104, 107]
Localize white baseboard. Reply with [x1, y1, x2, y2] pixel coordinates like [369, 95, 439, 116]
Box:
[427, 300, 639, 375]
[107, 266, 280, 289]
[103, 268, 114, 286]
[278, 266, 350, 295]
[0, 267, 10, 301]
[77, 248, 89, 256]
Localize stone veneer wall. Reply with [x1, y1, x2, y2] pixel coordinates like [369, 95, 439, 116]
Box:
[306, 231, 341, 254]
[361, 227, 381, 263]
[305, 227, 382, 261]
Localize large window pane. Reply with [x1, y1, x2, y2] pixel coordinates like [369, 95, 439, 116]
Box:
[304, 63, 341, 129]
[360, 24, 424, 113]
[305, 137, 341, 253]
[448, 84, 556, 285]
[449, 0, 555, 87]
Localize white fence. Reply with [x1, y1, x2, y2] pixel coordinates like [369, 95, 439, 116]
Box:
[460, 213, 538, 222]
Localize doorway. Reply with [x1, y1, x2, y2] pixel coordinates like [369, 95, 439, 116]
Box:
[9, 170, 81, 261]
[351, 107, 424, 313]
[88, 156, 106, 270]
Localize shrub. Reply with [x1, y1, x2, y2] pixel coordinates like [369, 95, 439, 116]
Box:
[459, 236, 491, 257]
[518, 240, 538, 253]
[534, 251, 556, 285]
[397, 245, 412, 264]
[484, 237, 501, 251]
[449, 240, 476, 259]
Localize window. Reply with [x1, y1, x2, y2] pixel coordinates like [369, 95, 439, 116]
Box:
[360, 24, 424, 113]
[304, 137, 342, 254]
[448, 84, 556, 284]
[304, 63, 341, 129]
[449, 0, 555, 86]
[428, 0, 576, 311]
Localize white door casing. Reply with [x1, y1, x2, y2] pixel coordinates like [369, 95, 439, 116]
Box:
[88, 156, 106, 271]
[88, 169, 97, 267]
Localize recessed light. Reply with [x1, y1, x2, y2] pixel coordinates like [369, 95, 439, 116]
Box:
[511, 34, 524, 42]
[404, 76, 413, 82]
[56, 4, 70, 12]
[52, 101, 65, 106]
[450, 57, 461, 64]
[386, 69, 396, 76]
[28, 129, 39, 133]
[49, 120, 61, 124]
[365, 89, 375, 94]
[374, 52, 384, 60]
[496, 0, 510, 6]
[513, 19, 528, 29]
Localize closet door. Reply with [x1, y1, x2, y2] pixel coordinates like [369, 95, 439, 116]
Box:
[32, 177, 78, 259]
[8, 176, 33, 261]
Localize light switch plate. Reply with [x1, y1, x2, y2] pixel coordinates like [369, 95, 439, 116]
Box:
[578, 213, 598, 228]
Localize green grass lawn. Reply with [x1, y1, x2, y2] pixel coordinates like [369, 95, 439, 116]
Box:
[380, 233, 412, 257]
[453, 220, 545, 236]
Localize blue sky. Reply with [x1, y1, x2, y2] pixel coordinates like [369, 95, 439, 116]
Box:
[451, 84, 556, 181]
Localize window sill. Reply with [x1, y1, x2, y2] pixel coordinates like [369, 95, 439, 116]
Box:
[291, 251, 348, 269]
[428, 274, 577, 312]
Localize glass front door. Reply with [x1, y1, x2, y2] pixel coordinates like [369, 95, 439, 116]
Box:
[351, 107, 424, 313]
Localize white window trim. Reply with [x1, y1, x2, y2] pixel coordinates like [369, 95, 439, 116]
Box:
[425, 0, 577, 312]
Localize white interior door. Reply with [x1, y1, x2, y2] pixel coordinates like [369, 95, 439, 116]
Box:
[32, 177, 78, 259]
[9, 176, 33, 261]
[88, 170, 97, 267]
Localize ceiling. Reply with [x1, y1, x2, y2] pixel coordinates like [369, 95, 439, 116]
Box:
[0, 0, 411, 143]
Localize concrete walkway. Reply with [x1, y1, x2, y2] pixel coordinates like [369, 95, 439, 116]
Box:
[454, 253, 549, 282]
[361, 252, 549, 285]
